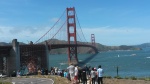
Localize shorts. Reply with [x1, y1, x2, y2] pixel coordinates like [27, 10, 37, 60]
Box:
[74, 76, 78, 80]
[70, 72, 75, 80]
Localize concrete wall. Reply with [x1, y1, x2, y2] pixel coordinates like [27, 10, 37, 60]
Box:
[7, 48, 17, 76]
[3, 39, 48, 76]
[7, 39, 20, 76]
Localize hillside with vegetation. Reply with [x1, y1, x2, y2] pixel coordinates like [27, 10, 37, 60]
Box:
[42, 39, 141, 54]
[135, 43, 150, 48]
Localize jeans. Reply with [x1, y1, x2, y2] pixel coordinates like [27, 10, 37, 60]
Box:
[97, 77, 103, 84]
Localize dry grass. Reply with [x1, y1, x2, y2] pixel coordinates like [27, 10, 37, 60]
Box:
[103, 78, 150, 84]
[29, 75, 150, 84]
[48, 75, 71, 84]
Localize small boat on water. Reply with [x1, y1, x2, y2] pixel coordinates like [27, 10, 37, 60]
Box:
[59, 62, 67, 65]
[118, 55, 120, 57]
[131, 54, 136, 56]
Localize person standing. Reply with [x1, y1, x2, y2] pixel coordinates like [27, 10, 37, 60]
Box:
[81, 67, 87, 84]
[64, 70, 68, 78]
[74, 65, 78, 84]
[97, 65, 104, 84]
[38, 69, 41, 75]
[17, 70, 21, 77]
[67, 63, 75, 84]
[78, 67, 82, 83]
[90, 67, 96, 84]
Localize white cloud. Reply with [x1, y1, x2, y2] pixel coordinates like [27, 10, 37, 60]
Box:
[1, 25, 150, 46]
[0, 24, 67, 44]
[0, 26, 50, 43]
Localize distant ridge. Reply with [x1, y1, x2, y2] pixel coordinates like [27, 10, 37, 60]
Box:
[0, 42, 26, 46]
[135, 43, 150, 48]
[0, 42, 11, 46]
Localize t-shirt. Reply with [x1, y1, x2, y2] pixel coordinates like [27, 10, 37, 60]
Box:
[64, 72, 68, 78]
[97, 68, 103, 77]
[67, 65, 75, 74]
[90, 70, 96, 78]
[75, 67, 78, 76]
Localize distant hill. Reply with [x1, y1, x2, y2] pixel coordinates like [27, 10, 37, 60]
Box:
[0, 42, 26, 46]
[135, 43, 150, 48]
[0, 42, 11, 46]
[40, 39, 141, 53]
[95, 44, 141, 52]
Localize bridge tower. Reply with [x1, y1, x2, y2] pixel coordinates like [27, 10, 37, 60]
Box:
[66, 7, 78, 64]
[91, 34, 95, 46]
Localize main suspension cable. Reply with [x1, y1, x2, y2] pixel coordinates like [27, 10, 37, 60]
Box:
[34, 9, 66, 44]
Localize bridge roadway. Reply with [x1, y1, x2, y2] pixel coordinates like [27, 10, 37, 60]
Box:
[48, 43, 98, 53]
[0, 43, 98, 56]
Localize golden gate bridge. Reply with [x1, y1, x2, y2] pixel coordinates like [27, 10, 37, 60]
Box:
[0, 7, 98, 76]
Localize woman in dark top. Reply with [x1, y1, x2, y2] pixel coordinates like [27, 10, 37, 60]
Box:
[81, 68, 87, 84]
[78, 67, 82, 83]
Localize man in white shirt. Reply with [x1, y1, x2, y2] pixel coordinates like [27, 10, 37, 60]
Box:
[97, 65, 104, 84]
[67, 63, 75, 83]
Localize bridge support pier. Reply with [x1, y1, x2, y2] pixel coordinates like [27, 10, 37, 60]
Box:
[7, 39, 20, 76]
[13, 39, 20, 72]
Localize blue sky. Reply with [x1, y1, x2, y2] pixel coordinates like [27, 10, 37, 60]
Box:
[0, 0, 150, 46]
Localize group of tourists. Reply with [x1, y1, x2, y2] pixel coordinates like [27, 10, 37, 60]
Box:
[67, 63, 104, 84]
[16, 63, 103, 84]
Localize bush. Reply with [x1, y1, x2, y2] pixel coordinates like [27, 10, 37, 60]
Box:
[124, 76, 129, 79]
[103, 76, 112, 79]
[114, 76, 122, 79]
[130, 76, 137, 80]
[144, 77, 150, 81]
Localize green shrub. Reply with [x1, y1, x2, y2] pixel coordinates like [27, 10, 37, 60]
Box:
[144, 77, 150, 81]
[104, 76, 112, 79]
[114, 76, 122, 79]
[130, 76, 137, 80]
[124, 76, 129, 79]
[138, 77, 145, 80]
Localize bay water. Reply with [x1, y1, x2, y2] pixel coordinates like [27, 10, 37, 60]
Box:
[49, 48, 150, 78]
